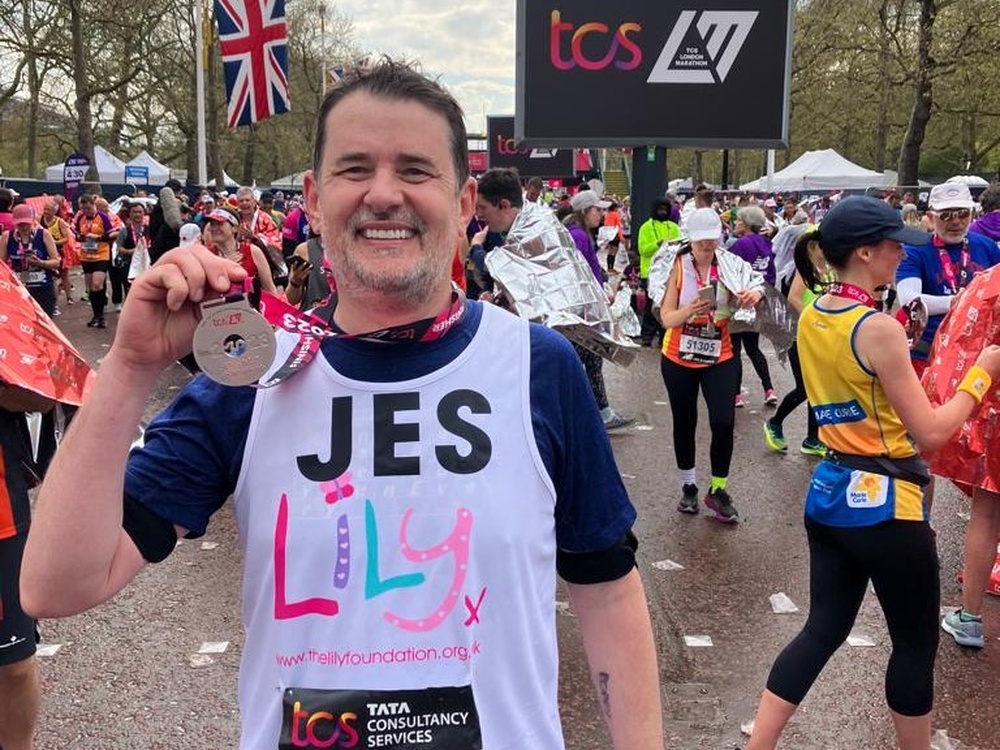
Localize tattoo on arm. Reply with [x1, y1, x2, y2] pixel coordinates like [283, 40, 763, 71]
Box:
[598, 671, 611, 718]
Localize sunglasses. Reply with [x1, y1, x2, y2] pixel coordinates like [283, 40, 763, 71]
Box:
[936, 208, 971, 221]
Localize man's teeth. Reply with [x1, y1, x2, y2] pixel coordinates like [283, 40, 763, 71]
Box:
[363, 228, 413, 240]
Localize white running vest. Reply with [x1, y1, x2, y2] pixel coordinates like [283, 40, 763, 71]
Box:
[233, 304, 564, 749]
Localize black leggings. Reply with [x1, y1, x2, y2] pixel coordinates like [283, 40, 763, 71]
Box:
[732, 331, 773, 391]
[660, 355, 739, 477]
[766, 517, 939, 716]
[771, 342, 818, 441]
[573, 343, 608, 411]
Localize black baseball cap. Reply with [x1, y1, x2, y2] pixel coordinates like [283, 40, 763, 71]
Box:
[818, 196, 930, 253]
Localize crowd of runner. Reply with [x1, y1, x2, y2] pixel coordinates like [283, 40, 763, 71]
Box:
[2, 76, 1000, 749]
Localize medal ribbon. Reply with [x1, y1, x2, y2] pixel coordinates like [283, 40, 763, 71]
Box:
[827, 282, 877, 309]
[932, 235, 971, 293]
[255, 285, 467, 387]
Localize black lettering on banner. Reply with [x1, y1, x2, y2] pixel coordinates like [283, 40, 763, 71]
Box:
[374, 392, 421, 476]
[436, 390, 492, 475]
[297, 396, 353, 481]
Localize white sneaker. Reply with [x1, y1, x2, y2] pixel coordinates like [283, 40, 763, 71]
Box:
[112, 303, 123, 313]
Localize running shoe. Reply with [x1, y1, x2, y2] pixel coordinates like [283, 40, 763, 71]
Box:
[96, 317, 107, 329]
[603, 411, 635, 431]
[86, 317, 99, 328]
[764, 388, 778, 406]
[941, 609, 984, 648]
[735, 393, 745, 408]
[677, 484, 699, 514]
[52, 306, 61, 316]
[800, 438, 827, 457]
[704, 487, 739, 524]
[763, 420, 788, 452]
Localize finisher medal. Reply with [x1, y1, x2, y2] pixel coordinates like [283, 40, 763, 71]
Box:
[192, 293, 277, 386]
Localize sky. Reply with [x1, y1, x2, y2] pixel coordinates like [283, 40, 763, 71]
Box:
[336, 0, 517, 136]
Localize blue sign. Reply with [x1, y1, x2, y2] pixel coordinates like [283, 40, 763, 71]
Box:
[125, 165, 149, 184]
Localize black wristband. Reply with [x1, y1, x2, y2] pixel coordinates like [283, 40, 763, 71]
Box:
[556, 530, 638, 584]
[122, 493, 179, 563]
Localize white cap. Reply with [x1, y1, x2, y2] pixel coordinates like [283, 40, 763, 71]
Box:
[570, 191, 611, 213]
[179, 222, 202, 246]
[929, 182, 975, 211]
[686, 208, 722, 242]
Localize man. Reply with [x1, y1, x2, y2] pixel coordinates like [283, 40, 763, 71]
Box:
[897, 181, 1000, 375]
[524, 176, 545, 205]
[258, 190, 286, 229]
[235, 185, 285, 284]
[22, 60, 662, 750]
[469, 166, 523, 301]
[635, 197, 681, 346]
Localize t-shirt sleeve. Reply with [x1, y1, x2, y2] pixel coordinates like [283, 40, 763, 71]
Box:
[527, 325, 636, 552]
[124, 375, 256, 536]
[896, 245, 926, 286]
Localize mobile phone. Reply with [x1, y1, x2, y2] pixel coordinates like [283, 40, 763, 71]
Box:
[697, 285, 716, 308]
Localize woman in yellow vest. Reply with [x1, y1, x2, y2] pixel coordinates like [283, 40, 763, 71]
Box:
[746, 197, 1000, 750]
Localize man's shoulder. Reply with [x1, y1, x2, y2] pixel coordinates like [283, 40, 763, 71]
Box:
[967, 231, 1000, 258]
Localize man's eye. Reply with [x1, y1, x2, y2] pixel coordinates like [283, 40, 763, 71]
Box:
[401, 168, 432, 181]
[337, 166, 370, 178]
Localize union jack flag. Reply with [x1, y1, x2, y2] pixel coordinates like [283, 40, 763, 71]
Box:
[214, 0, 289, 128]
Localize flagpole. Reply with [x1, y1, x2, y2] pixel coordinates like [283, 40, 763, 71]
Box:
[319, 2, 328, 94]
[195, 0, 208, 186]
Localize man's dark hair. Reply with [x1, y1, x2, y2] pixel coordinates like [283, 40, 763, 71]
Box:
[0, 188, 14, 212]
[979, 183, 1000, 213]
[526, 176, 544, 190]
[312, 57, 469, 188]
[694, 187, 714, 207]
[477, 168, 523, 208]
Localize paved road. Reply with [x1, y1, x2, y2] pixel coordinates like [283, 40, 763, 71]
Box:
[31, 289, 997, 749]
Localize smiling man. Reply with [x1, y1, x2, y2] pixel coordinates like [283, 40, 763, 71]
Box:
[22, 60, 663, 750]
[897, 182, 1000, 374]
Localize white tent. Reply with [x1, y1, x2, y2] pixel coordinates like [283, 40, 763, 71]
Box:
[740, 149, 888, 192]
[45, 145, 128, 183]
[207, 171, 239, 188]
[125, 150, 172, 186]
[270, 170, 308, 189]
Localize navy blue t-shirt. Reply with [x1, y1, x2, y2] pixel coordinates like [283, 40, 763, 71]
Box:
[125, 302, 635, 553]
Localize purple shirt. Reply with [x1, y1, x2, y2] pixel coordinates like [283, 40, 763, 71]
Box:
[728, 232, 776, 286]
[568, 224, 605, 282]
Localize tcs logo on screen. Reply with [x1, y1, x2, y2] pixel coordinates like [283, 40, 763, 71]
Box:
[549, 10, 642, 71]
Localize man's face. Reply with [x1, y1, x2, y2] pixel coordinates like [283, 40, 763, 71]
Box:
[304, 91, 475, 307]
[782, 201, 797, 218]
[81, 200, 95, 217]
[655, 206, 670, 221]
[474, 195, 515, 233]
[260, 198, 274, 212]
[932, 207, 972, 245]
[42, 202, 55, 221]
[525, 183, 541, 202]
[238, 193, 256, 215]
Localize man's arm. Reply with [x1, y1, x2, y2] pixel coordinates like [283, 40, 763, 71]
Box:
[21, 245, 246, 618]
[568, 569, 663, 749]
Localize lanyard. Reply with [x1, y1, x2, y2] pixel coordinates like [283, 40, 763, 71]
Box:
[932, 235, 971, 294]
[827, 282, 876, 309]
[257, 285, 467, 387]
[691, 256, 718, 288]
